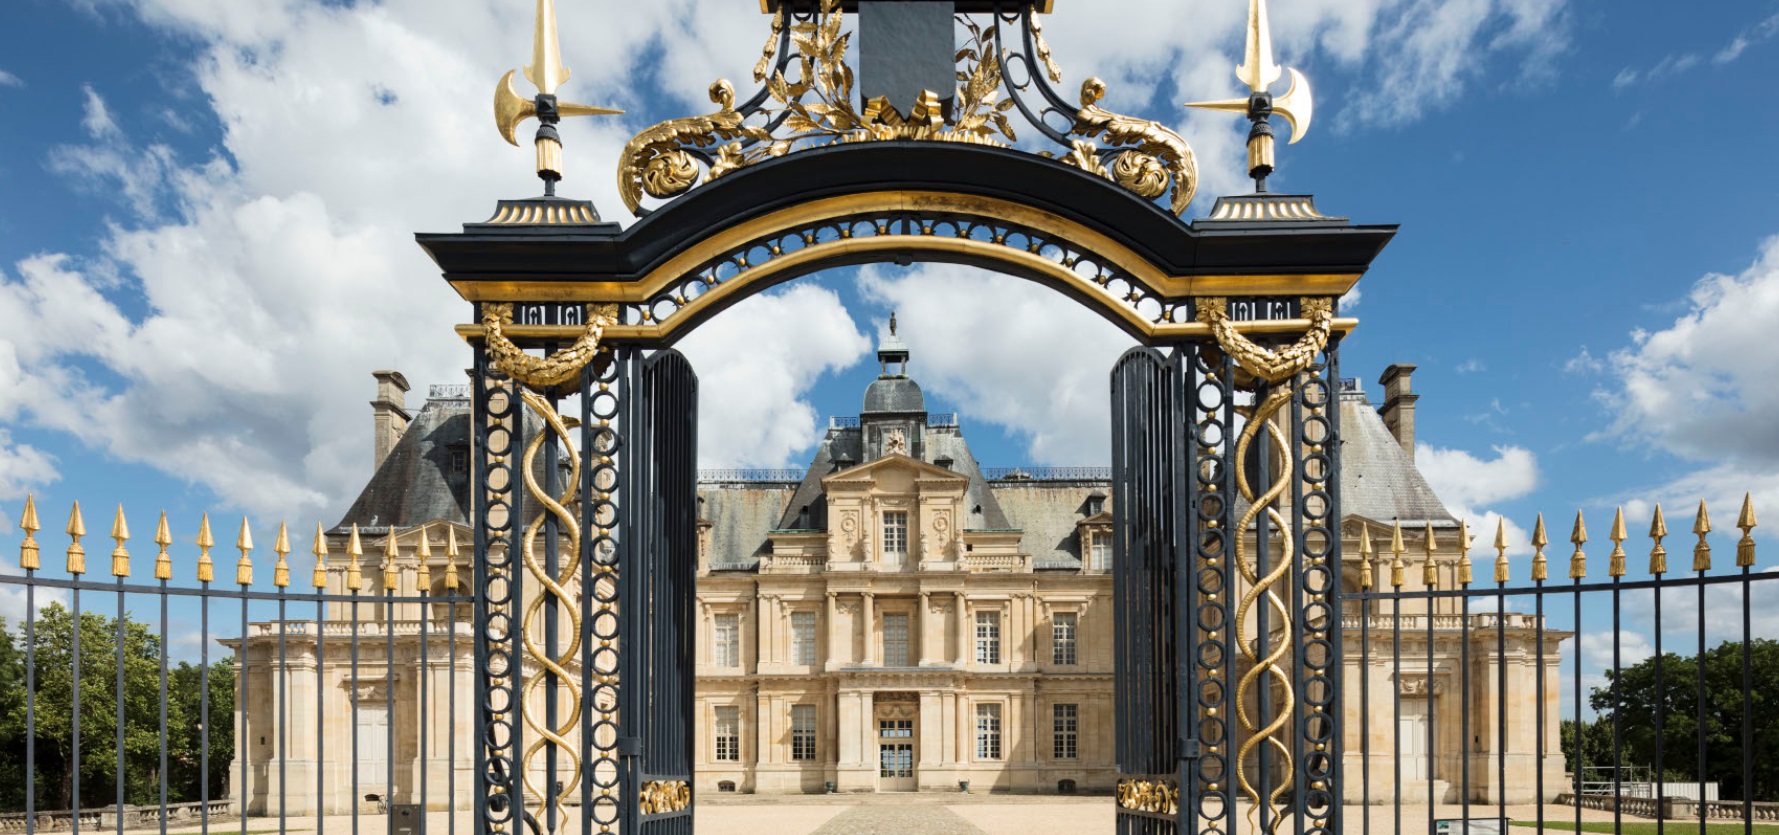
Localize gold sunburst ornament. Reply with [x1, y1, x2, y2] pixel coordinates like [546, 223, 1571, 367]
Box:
[1186, 0, 1314, 191]
[493, 0, 623, 194]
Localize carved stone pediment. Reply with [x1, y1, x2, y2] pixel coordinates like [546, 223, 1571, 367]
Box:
[1397, 672, 1445, 696]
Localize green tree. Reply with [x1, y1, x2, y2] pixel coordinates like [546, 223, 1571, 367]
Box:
[0, 604, 235, 812]
[1591, 638, 1779, 802]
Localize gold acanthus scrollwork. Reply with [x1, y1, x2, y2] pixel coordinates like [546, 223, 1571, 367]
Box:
[616, 3, 1026, 214]
[516, 388, 585, 825]
[1115, 779, 1180, 815]
[1063, 78, 1199, 216]
[639, 781, 693, 815]
[482, 302, 619, 392]
[1197, 296, 1334, 834]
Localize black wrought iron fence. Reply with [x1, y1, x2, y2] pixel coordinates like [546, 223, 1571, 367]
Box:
[1351, 500, 1778, 835]
[0, 498, 472, 835]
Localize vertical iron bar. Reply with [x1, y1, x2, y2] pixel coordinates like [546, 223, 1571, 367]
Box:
[386, 568, 397, 826]
[73, 583, 82, 835]
[1612, 575, 1623, 835]
[318, 589, 327, 827]
[160, 575, 170, 835]
[580, 363, 593, 835]
[1461, 585, 1470, 824]
[1256, 379, 1273, 835]
[1573, 577, 1582, 835]
[242, 574, 252, 835]
[117, 577, 126, 835]
[1426, 581, 1436, 835]
[1326, 347, 1344, 835]
[1696, 571, 1706, 835]
[421, 579, 430, 835]
[448, 580, 456, 835]
[1392, 582, 1401, 835]
[1655, 572, 1665, 835]
[25, 574, 36, 835]
[512, 384, 528, 835]
[1534, 577, 1545, 835]
[1743, 564, 1753, 835]
[544, 384, 560, 835]
[1495, 583, 1506, 827]
[1290, 375, 1306, 835]
[279, 588, 289, 835]
[351, 592, 360, 835]
[1361, 588, 1370, 835]
[200, 581, 210, 835]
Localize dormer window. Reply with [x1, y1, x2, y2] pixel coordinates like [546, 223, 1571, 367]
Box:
[1091, 535, 1111, 571]
[1086, 491, 1107, 516]
[450, 447, 470, 478]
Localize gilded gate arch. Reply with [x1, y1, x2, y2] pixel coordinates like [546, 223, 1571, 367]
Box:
[416, 1, 1395, 834]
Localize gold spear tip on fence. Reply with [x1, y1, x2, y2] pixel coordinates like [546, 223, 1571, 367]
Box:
[19, 494, 40, 570]
[1569, 510, 1587, 545]
[311, 522, 330, 590]
[196, 512, 215, 582]
[1649, 503, 1669, 575]
[1568, 510, 1588, 580]
[443, 526, 460, 589]
[382, 528, 401, 593]
[1693, 500, 1712, 572]
[109, 504, 131, 577]
[1358, 521, 1373, 555]
[1738, 493, 1757, 568]
[1530, 513, 1548, 582]
[152, 510, 173, 581]
[65, 500, 87, 575]
[1389, 518, 1406, 588]
[415, 528, 433, 591]
[235, 516, 254, 587]
[272, 520, 291, 589]
[1423, 519, 1438, 555]
[1390, 518, 1405, 555]
[446, 525, 459, 557]
[346, 523, 364, 592]
[1493, 517, 1510, 584]
[1609, 506, 1628, 578]
[1457, 519, 1473, 586]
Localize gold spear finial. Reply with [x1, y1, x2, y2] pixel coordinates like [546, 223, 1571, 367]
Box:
[383, 529, 401, 593]
[109, 505, 130, 578]
[346, 524, 364, 592]
[1569, 511, 1588, 580]
[1185, 0, 1313, 190]
[415, 528, 433, 594]
[235, 517, 254, 587]
[1422, 520, 1439, 588]
[19, 494, 41, 571]
[1358, 521, 1374, 590]
[1649, 504, 1669, 575]
[1693, 500, 1712, 572]
[66, 501, 87, 575]
[1493, 518, 1510, 583]
[443, 526, 461, 592]
[1737, 493, 1757, 568]
[493, 0, 622, 192]
[312, 523, 331, 590]
[272, 521, 291, 589]
[1530, 513, 1549, 582]
[1456, 520, 1473, 586]
[154, 511, 172, 581]
[1608, 507, 1628, 578]
[1389, 519, 1406, 588]
[196, 513, 215, 583]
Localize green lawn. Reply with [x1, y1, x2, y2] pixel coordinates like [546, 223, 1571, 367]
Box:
[1512, 821, 1779, 834]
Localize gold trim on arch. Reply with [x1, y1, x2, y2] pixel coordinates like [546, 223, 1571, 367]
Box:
[446, 190, 1361, 343]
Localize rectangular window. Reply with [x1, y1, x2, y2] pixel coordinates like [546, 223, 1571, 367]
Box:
[714, 613, 740, 668]
[714, 706, 740, 762]
[976, 703, 1002, 760]
[1053, 703, 1079, 760]
[882, 511, 908, 562]
[791, 611, 817, 665]
[882, 613, 910, 667]
[975, 610, 1001, 664]
[1052, 612, 1078, 666]
[791, 705, 817, 761]
[1091, 535, 1111, 570]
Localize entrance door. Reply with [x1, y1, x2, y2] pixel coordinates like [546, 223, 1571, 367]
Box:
[877, 719, 916, 791]
[1400, 700, 1430, 780]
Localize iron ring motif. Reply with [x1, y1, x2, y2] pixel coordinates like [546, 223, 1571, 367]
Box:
[639, 781, 692, 815]
[482, 302, 618, 391]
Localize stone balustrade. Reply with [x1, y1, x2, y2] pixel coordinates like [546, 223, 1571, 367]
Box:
[1558, 793, 1779, 822]
[0, 801, 237, 833]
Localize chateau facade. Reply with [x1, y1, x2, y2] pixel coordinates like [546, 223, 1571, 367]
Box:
[228, 331, 1568, 811]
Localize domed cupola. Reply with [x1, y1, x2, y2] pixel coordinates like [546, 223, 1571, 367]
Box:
[860, 313, 927, 460]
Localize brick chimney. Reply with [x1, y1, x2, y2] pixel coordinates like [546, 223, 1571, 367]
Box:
[371, 370, 412, 470]
[1377, 364, 1418, 458]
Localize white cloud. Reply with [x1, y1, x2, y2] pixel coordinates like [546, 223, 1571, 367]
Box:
[1564, 347, 1604, 375]
[49, 87, 178, 219]
[676, 284, 870, 469]
[1597, 236, 1779, 465]
[1714, 11, 1779, 65]
[1415, 442, 1538, 554]
[1456, 358, 1485, 374]
[0, 431, 59, 500]
[858, 265, 1138, 466]
[1611, 67, 1638, 90]
[0, 69, 22, 88]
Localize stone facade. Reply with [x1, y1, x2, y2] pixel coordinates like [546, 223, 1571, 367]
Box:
[228, 337, 1570, 811]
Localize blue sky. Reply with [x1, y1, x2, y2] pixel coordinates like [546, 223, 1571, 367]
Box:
[2, 0, 1778, 691]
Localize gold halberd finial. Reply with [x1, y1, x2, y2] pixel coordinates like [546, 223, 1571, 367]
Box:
[1185, 0, 1314, 191]
[493, 0, 623, 194]
[19, 494, 41, 571]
